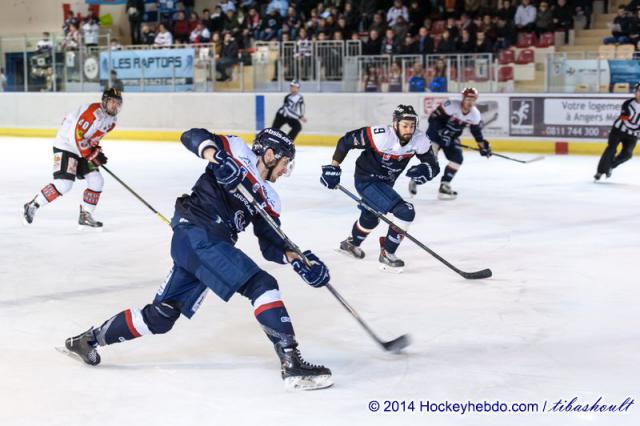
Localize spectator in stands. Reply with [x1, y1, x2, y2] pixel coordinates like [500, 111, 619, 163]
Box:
[399, 33, 418, 53]
[535, 1, 554, 37]
[286, 6, 302, 39]
[445, 17, 460, 42]
[126, 0, 144, 45]
[429, 58, 448, 92]
[36, 32, 53, 53]
[481, 14, 497, 41]
[216, 32, 239, 81]
[220, 0, 236, 15]
[107, 70, 124, 92]
[337, 16, 353, 40]
[343, 1, 357, 30]
[267, 0, 289, 18]
[496, 0, 516, 22]
[416, 26, 434, 54]
[259, 8, 281, 41]
[173, 11, 190, 44]
[63, 10, 79, 36]
[392, 15, 410, 41]
[211, 31, 222, 56]
[62, 24, 80, 50]
[409, 63, 426, 92]
[553, 0, 574, 35]
[574, 0, 593, 29]
[363, 29, 383, 55]
[381, 28, 398, 54]
[296, 28, 313, 80]
[603, 6, 631, 44]
[363, 66, 381, 92]
[182, 0, 194, 18]
[465, 0, 482, 18]
[370, 12, 387, 34]
[628, 9, 640, 47]
[515, 0, 537, 33]
[458, 29, 475, 53]
[140, 24, 155, 45]
[154, 23, 173, 47]
[387, 62, 403, 92]
[224, 10, 242, 38]
[408, 0, 425, 35]
[436, 29, 456, 53]
[158, 0, 176, 28]
[210, 6, 225, 34]
[387, 0, 409, 26]
[188, 12, 199, 34]
[82, 15, 100, 48]
[190, 22, 212, 44]
[202, 9, 213, 33]
[475, 31, 493, 52]
[110, 38, 123, 50]
[495, 16, 516, 49]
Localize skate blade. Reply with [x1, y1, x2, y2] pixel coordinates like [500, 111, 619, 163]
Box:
[335, 247, 365, 260]
[55, 346, 83, 362]
[379, 263, 404, 274]
[77, 225, 104, 232]
[284, 374, 333, 391]
[437, 193, 457, 201]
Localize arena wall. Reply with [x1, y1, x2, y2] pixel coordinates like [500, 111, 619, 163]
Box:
[0, 92, 633, 155]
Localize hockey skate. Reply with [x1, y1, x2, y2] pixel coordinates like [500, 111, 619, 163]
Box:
[22, 198, 39, 225]
[276, 342, 332, 391]
[338, 237, 365, 259]
[408, 180, 417, 197]
[378, 237, 405, 273]
[594, 169, 612, 181]
[78, 206, 103, 230]
[438, 182, 458, 200]
[60, 328, 101, 366]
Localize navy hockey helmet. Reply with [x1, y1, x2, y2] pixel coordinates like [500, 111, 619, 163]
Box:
[392, 104, 419, 123]
[253, 128, 296, 179]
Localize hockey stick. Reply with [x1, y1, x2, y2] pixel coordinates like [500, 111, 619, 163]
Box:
[236, 185, 410, 354]
[456, 143, 545, 164]
[101, 165, 171, 225]
[337, 184, 492, 280]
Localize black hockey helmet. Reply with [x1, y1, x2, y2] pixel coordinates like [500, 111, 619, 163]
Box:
[252, 128, 296, 160]
[290, 79, 301, 88]
[101, 87, 122, 116]
[253, 128, 296, 179]
[392, 104, 418, 123]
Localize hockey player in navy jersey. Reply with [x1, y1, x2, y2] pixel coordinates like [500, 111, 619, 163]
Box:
[320, 105, 440, 271]
[409, 88, 492, 200]
[64, 128, 333, 390]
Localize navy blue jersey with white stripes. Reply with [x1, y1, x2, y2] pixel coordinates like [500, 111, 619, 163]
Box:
[176, 128, 289, 264]
[332, 125, 434, 184]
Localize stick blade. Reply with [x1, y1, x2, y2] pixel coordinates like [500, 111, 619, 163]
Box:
[525, 156, 545, 163]
[461, 268, 493, 280]
[382, 334, 411, 354]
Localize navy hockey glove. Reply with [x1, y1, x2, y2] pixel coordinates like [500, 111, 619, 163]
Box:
[291, 250, 330, 288]
[406, 160, 440, 185]
[213, 149, 247, 191]
[477, 140, 492, 157]
[320, 164, 341, 189]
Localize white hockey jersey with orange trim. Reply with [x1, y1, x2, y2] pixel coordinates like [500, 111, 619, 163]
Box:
[53, 103, 117, 158]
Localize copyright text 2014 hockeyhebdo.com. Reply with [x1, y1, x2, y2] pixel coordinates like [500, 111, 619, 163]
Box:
[366, 396, 635, 416]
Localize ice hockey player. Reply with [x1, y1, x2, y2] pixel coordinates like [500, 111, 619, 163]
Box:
[22, 88, 122, 228]
[594, 82, 640, 181]
[63, 128, 333, 391]
[320, 105, 440, 272]
[409, 87, 492, 200]
[271, 79, 307, 141]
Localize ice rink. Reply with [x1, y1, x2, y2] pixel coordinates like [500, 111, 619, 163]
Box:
[1, 137, 639, 426]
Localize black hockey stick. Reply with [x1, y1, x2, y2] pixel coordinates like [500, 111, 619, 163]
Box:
[456, 143, 545, 164]
[337, 184, 492, 280]
[101, 165, 171, 225]
[236, 185, 410, 354]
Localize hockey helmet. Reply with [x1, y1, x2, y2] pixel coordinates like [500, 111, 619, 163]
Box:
[392, 104, 419, 123]
[253, 128, 296, 178]
[101, 88, 122, 116]
[290, 79, 301, 88]
[461, 87, 479, 99]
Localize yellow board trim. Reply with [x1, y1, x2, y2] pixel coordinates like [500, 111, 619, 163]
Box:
[0, 127, 616, 155]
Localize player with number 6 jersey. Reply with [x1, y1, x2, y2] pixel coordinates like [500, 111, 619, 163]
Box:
[320, 105, 440, 272]
[22, 88, 122, 228]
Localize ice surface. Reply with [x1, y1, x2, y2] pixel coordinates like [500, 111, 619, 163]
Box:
[1, 137, 639, 426]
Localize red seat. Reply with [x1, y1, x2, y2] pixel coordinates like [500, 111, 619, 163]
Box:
[516, 32, 536, 48]
[498, 49, 515, 65]
[536, 32, 554, 48]
[432, 20, 446, 35]
[463, 66, 475, 81]
[498, 66, 514, 82]
[515, 48, 535, 64]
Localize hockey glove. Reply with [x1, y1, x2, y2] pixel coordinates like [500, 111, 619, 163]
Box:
[291, 250, 330, 288]
[87, 147, 108, 167]
[213, 149, 247, 191]
[320, 164, 341, 189]
[477, 140, 492, 157]
[406, 160, 440, 185]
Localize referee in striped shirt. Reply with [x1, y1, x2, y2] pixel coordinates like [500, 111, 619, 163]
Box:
[595, 83, 640, 180]
[272, 80, 307, 141]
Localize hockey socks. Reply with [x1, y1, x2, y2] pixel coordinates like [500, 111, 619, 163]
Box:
[93, 303, 180, 346]
[253, 289, 296, 346]
[441, 164, 460, 183]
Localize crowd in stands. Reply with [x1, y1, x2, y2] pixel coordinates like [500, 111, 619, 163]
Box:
[603, 3, 640, 47]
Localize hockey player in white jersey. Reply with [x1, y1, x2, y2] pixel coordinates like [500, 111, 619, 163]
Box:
[409, 88, 492, 200]
[23, 88, 122, 228]
[320, 105, 440, 271]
